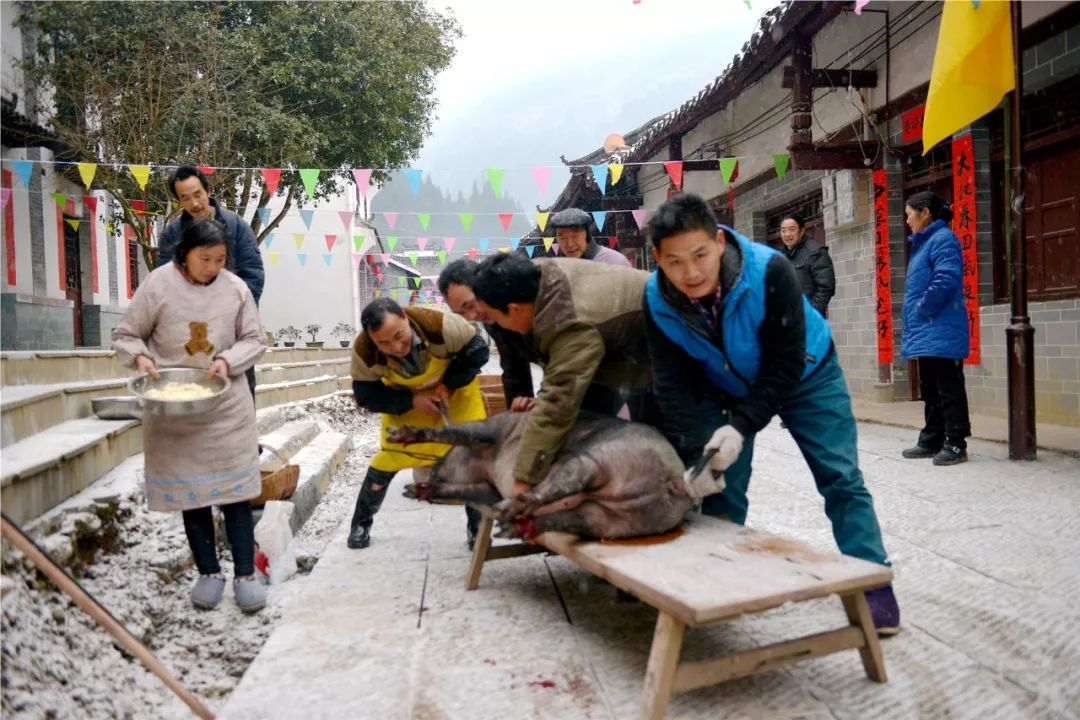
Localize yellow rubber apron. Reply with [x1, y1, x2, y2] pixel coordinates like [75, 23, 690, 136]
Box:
[369, 355, 487, 474]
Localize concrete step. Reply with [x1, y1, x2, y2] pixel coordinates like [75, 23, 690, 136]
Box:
[254, 375, 349, 410]
[1, 347, 350, 386]
[257, 421, 321, 470]
[255, 358, 350, 385]
[253, 430, 353, 535]
[1, 417, 143, 524]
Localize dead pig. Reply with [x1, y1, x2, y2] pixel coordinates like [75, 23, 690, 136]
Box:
[387, 412, 693, 540]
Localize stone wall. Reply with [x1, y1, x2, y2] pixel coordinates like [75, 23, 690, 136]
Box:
[1, 293, 75, 350]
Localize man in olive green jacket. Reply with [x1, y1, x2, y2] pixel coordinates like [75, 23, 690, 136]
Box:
[472, 254, 652, 490]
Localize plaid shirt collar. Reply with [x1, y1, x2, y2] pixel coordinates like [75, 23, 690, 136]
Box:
[689, 285, 724, 333]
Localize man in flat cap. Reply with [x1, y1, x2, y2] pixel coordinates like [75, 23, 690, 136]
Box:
[549, 208, 631, 267]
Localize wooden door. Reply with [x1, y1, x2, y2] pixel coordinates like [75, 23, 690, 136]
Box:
[63, 219, 84, 346]
[1024, 142, 1080, 301]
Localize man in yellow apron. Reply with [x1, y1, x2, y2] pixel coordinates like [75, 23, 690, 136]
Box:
[348, 297, 489, 549]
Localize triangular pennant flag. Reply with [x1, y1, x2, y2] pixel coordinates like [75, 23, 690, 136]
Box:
[383, 212, 398, 229]
[325, 234, 337, 252]
[424, 290, 432, 299]
[130, 199, 146, 215]
[526, 245, 536, 258]
[498, 213, 513, 232]
[663, 160, 684, 190]
[81, 195, 98, 214]
[774, 154, 791, 181]
[11, 159, 32, 187]
[338, 210, 353, 230]
[552, 243, 560, 255]
[77, 162, 96, 190]
[543, 237, 555, 252]
[364, 254, 374, 266]
[407, 251, 419, 266]
[128, 164, 151, 190]
[443, 237, 456, 252]
[52, 191, 68, 209]
[373, 288, 381, 297]
[380, 253, 390, 264]
[398, 276, 406, 287]
[855, 0, 871, 15]
[197, 165, 216, 176]
[412, 276, 422, 288]
[417, 237, 429, 251]
[299, 168, 320, 198]
[458, 213, 474, 232]
[438, 250, 447, 264]
[386, 236, 398, 252]
[299, 208, 315, 230]
[0, 188, 11, 208]
[478, 238, 490, 253]
[293, 233, 305, 250]
[264, 234, 275, 250]
[535, 212, 550, 232]
[509, 238, 520, 251]
[352, 254, 362, 267]
[353, 235, 364, 252]
[486, 168, 505, 198]
[631, 209, 646, 229]
[467, 248, 479, 261]
[608, 236, 619, 249]
[590, 164, 608, 194]
[417, 212, 431, 230]
[256, 207, 271, 225]
[404, 168, 423, 196]
[719, 157, 739, 184]
[532, 166, 551, 195]
[591, 211, 607, 231]
[297, 253, 307, 266]
[351, 169, 372, 198]
[322, 253, 333, 267]
[609, 163, 624, 185]
[261, 168, 281, 195]
[499, 246, 510, 253]
[66, 219, 80, 232]
[269, 252, 281, 266]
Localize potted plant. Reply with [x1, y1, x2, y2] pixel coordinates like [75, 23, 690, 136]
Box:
[278, 326, 301, 347]
[304, 323, 323, 348]
[330, 321, 354, 348]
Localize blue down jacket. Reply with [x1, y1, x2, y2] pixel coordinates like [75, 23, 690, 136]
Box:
[901, 219, 970, 360]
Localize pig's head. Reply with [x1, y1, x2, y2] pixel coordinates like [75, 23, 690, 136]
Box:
[387, 425, 427, 445]
[428, 444, 496, 488]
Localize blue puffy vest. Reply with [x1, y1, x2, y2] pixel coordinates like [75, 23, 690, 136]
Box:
[646, 228, 833, 398]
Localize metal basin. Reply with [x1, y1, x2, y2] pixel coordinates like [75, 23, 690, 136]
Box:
[127, 368, 230, 417]
[91, 396, 143, 420]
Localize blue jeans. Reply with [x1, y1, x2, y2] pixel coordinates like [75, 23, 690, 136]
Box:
[701, 353, 890, 566]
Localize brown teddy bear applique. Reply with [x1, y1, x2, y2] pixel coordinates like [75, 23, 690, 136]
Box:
[184, 321, 215, 356]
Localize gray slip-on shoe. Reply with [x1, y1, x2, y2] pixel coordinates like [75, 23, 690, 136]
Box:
[191, 574, 226, 610]
[233, 577, 266, 613]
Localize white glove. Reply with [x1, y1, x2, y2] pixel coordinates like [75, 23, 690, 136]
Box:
[683, 465, 726, 499]
[704, 425, 744, 472]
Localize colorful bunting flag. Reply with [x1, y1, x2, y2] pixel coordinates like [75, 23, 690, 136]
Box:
[536, 212, 550, 232]
[631, 209, 646, 229]
[52, 192, 68, 209]
[526, 245, 536, 258]
[352, 254, 363, 267]
[609, 163, 624, 185]
[412, 276, 422, 288]
[130, 199, 146, 215]
[1, 188, 12, 209]
[269, 252, 281, 266]
[608, 236, 619, 249]
[591, 211, 607, 231]
[404, 168, 423, 196]
[77, 162, 96, 190]
[380, 253, 390, 264]
[325, 234, 337, 252]
[552, 243, 561, 255]
[386, 236, 399, 252]
[486, 168, 505, 198]
[128, 164, 151, 190]
[509, 238, 520, 251]
[352, 169, 372, 198]
[458, 212, 474, 232]
[299, 209, 315, 230]
[66, 219, 80, 232]
[353, 236, 365, 253]
[384, 212, 398, 229]
[11, 159, 32, 187]
[478, 238, 490, 253]
[532, 166, 551, 195]
[417, 237, 429, 251]
[499, 246, 510, 253]
[590, 164, 608, 194]
[663, 160, 684, 190]
[774, 154, 791, 180]
[256, 207, 271, 225]
[543, 237, 555, 252]
[197, 165, 216, 176]
[261, 168, 281, 195]
[438, 250, 447, 264]
[498, 213, 513, 232]
[322, 253, 333, 267]
[407, 251, 419, 266]
[467, 248, 479, 261]
[297, 253, 307, 266]
[719, 157, 739, 184]
[82, 195, 98, 214]
[417, 212, 431, 230]
[293, 234, 305, 250]
[264, 234, 274, 250]
[854, 0, 871, 14]
[299, 168, 320, 198]
[338, 210, 353, 230]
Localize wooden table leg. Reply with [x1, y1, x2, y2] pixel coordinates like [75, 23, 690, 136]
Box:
[640, 611, 685, 720]
[465, 514, 494, 591]
[841, 591, 887, 682]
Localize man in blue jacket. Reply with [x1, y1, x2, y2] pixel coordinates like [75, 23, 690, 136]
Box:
[158, 165, 266, 396]
[642, 193, 900, 636]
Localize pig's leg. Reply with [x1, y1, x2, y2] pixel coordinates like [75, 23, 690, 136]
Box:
[426, 481, 502, 506]
[495, 456, 598, 521]
[387, 417, 499, 447]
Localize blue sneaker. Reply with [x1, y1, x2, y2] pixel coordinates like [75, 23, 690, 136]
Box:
[865, 585, 901, 636]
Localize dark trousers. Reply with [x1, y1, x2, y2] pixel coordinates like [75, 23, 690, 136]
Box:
[182, 501, 256, 577]
[246, 366, 256, 400]
[916, 356, 971, 451]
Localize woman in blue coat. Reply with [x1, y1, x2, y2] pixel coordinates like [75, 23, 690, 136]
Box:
[900, 191, 971, 465]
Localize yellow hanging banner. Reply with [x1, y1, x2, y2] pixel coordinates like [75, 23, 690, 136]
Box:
[543, 237, 555, 252]
[535, 212, 550, 232]
[269, 252, 281, 266]
[609, 163, 624, 185]
[77, 163, 97, 190]
[293, 234, 305, 250]
[128, 164, 151, 190]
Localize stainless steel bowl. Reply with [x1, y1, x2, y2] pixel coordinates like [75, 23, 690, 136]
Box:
[91, 396, 143, 420]
[127, 368, 230, 417]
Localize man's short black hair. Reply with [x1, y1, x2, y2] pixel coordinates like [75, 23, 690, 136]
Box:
[437, 258, 478, 296]
[361, 296, 406, 333]
[168, 165, 211, 199]
[646, 193, 718, 250]
[472, 254, 540, 313]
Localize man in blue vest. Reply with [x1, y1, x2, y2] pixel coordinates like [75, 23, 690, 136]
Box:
[642, 193, 900, 636]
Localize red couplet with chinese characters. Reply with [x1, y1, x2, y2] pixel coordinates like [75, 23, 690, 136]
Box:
[872, 169, 893, 364]
[951, 133, 981, 365]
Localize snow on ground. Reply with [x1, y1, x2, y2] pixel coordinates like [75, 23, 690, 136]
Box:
[0, 394, 379, 720]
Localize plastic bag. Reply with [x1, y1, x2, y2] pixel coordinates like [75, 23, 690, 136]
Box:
[253, 500, 297, 585]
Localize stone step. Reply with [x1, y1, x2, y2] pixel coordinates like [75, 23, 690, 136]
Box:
[252, 430, 353, 535]
[2, 361, 349, 447]
[254, 375, 350, 410]
[257, 421, 322, 471]
[0, 347, 350, 386]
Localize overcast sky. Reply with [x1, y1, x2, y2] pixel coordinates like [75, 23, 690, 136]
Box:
[414, 0, 773, 210]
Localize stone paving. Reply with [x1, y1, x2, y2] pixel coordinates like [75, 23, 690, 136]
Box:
[222, 418, 1080, 720]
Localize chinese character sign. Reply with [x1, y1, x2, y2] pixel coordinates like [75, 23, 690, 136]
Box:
[872, 169, 893, 364]
[951, 133, 981, 365]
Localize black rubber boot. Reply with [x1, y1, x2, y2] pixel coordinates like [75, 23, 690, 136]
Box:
[465, 506, 482, 550]
[347, 468, 395, 549]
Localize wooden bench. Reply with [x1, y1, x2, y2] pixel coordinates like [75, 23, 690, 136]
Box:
[466, 511, 891, 719]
